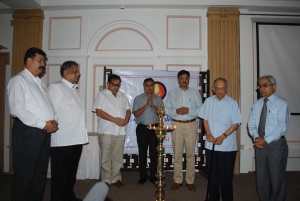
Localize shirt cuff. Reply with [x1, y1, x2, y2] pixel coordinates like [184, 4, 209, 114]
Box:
[37, 120, 46, 130]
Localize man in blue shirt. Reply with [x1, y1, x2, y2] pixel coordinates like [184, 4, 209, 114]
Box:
[198, 77, 241, 201]
[248, 75, 290, 201]
[132, 78, 163, 185]
[165, 70, 202, 191]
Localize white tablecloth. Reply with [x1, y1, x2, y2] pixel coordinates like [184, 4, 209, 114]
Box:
[47, 135, 101, 180]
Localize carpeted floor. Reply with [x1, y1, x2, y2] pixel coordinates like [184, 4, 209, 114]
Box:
[1, 171, 300, 201]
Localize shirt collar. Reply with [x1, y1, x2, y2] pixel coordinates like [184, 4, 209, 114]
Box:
[177, 87, 190, 92]
[24, 68, 42, 83]
[265, 93, 277, 102]
[106, 88, 119, 96]
[62, 78, 76, 88]
[212, 94, 228, 102]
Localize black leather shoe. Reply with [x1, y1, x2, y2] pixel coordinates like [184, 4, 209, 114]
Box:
[137, 178, 147, 185]
[149, 178, 156, 184]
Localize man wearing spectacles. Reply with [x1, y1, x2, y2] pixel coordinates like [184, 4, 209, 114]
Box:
[198, 77, 242, 201]
[248, 75, 290, 201]
[92, 74, 131, 189]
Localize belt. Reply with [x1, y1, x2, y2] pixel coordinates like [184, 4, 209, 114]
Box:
[172, 118, 196, 123]
[138, 123, 158, 127]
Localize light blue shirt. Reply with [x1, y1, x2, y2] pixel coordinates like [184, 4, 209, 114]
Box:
[248, 93, 290, 144]
[165, 87, 202, 120]
[198, 95, 242, 151]
[132, 93, 163, 125]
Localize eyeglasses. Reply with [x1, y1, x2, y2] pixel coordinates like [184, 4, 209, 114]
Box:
[256, 84, 274, 90]
[213, 86, 227, 91]
[110, 82, 121, 88]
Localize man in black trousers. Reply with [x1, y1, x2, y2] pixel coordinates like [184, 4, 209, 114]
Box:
[48, 61, 89, 201]
[7, 47, 58, 201]
[132, 78, 163, 184]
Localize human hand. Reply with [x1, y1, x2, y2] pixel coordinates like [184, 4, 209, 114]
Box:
[181, 107, 189, 115]
[44, 120, 58, 133]
[206, 134, 216, 143]
[176, 107, 188, 115]
[147, 94, 153, 107]
[114, 117, 123, 126]
[213, 135, 225, 145]
[116, 118, 128, 127]
[254, 137, 267, 148]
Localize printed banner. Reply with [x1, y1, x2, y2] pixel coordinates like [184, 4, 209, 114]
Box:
[113, 69, 199, 154]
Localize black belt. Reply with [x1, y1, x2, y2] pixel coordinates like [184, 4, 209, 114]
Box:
[138, 123, 158, 127]
[172, 118, 197, 123]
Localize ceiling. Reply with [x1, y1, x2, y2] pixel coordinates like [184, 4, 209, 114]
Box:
[0, 0, 300, 15]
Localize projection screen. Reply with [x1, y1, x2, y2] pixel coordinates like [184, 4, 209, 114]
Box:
[257, 23, 300, 115]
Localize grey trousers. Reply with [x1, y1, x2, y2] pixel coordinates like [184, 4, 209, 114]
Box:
[255, 136, 288, 201]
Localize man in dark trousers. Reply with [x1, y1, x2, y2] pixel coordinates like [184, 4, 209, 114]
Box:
[248, 75, 290, 201]
[48, 61, 89, 201]
[198, 77, 242, 201]
[132, 78, 163, 184]
[7, 47, 58, 201]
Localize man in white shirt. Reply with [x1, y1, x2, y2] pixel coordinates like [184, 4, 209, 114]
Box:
[7, 47, 58, 201]
[92, 74, 131, 188]
[48, 61, 89, 201]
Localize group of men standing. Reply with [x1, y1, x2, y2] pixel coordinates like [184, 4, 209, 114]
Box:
[7, 47, 290, 201]
[8, 48, 88, 201]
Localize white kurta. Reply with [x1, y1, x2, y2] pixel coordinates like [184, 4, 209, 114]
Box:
[48, 79, 88, 147]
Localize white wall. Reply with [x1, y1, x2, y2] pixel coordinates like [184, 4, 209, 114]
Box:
[239, 14, 300, 172]
[42, 9, 208, 135]
[0, 13, 13, 172]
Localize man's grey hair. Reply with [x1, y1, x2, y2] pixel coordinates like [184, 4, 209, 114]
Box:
[258, 75, 277, 85]
[213, 77, 228, 87]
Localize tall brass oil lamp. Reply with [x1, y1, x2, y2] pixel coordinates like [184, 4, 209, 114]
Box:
[147, 103, 175, 201]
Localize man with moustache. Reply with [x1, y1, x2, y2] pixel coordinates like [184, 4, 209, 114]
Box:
[198, 77, 242, 201]
[132, 78, 163, 185]
[92, 74, 131, 188]
[7, 47, 58, 201]
[248, 75, 290, 201]
[48, 61, 89, 201]
[165, 70, 202, 191]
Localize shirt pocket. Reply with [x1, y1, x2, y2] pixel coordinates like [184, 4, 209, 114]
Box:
[268, 109, 278, 126]
[185, 94, 194, 108]
[218, 107, 231, 125]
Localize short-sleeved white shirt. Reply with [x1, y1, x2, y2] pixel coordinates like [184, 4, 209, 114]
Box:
[92, 89, 131, 136]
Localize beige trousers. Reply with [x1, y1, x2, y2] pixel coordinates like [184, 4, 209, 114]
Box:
[171, 120, 198, 184]
[98, 134, 125, 184]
